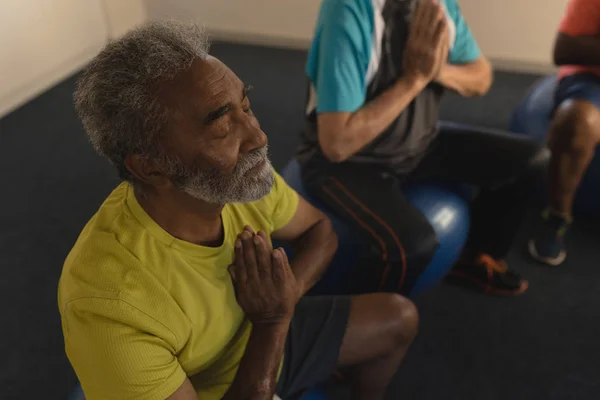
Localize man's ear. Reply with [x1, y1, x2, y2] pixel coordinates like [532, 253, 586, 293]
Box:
[124, 154, 170, 188]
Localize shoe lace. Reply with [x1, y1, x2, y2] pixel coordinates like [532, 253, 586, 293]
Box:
[476, 254, 508, 274]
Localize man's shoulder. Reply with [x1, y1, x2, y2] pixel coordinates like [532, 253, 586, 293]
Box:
[310, 0, 379, 64]
[57, 226, 185, 338]
[58, 183, 162, 307]
[58, 227, 144, 305]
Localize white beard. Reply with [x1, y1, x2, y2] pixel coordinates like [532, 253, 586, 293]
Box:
[181, 157, 275, 205]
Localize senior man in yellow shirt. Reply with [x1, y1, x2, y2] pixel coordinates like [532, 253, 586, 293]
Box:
[58, 21, 419, 400]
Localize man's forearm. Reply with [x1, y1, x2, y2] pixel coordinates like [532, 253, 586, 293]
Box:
[554, 34, 600, 66]
[288, 217, 337, 296]
[435, 59, 492, 97]
[222, 323, 289, 400]
[320, 75, 426, 162]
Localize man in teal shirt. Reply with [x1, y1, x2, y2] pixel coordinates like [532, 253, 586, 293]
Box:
[298, 0, 547, 296]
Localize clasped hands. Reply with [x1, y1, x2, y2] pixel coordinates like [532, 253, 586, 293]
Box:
[228, 226, 300, 325]
[403, 0, 451, 86]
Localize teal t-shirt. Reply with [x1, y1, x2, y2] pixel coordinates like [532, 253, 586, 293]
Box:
[305, 0, 481, 114]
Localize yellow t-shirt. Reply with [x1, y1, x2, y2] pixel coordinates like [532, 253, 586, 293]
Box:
[58, 171, 299, 400]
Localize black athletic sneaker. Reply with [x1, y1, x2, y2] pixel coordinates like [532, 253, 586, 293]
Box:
[528, 208, 571, 266]
[446, 254, 529, 296]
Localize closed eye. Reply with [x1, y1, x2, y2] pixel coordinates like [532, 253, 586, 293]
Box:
[203, 84, 253, 124]
[204, 104, 233, 125]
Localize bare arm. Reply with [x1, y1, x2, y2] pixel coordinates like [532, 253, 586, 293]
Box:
[176, 201, 333, 400]
[170, 231, 297, 400]
[221, 232, 297, 400]
[434, 56, 493, 97]
[317, 76, 427, 163]
[166, 379, 198, 400]
[221, 324, 289, 400]
[167, 325, 288, 400]
[272, 196, 338, 296]
[554, 33, 600, 66]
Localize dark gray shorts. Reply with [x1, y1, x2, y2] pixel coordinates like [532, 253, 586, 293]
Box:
[275, 296, 352, 399]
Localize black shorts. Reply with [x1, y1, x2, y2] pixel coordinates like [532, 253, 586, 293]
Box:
[275, 296, 352, 399]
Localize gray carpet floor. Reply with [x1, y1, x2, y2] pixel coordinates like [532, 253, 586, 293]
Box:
[1, 41, 598, 400]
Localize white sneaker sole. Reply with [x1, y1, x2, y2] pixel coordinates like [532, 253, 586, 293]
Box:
[528, 240, 567, 266]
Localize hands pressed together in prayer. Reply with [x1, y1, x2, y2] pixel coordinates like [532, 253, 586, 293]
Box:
[229, 226, 301, 325]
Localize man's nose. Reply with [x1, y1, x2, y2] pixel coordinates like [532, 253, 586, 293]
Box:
[240, 115, 267, 153]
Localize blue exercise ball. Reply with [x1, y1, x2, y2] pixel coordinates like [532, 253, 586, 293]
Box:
[404, 184, 470, 297]
[279, 159, 470, 297]
[510, 75, 600, 217]
[300, 385, 329, 400]
[277, 160, 365, 295]
[69, 384, 85, 400]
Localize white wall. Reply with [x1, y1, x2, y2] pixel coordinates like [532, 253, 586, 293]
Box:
[0, 0, 147, 118]
[145, 0, 569, 71]
[103, 0, 148, 39]
[144, 0, 321, 49]
[459, 0, 569, 71]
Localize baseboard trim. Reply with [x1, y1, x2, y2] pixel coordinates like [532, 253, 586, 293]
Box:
[208, 30, 557, 75]
[0, 42, 104, 119]
[208, 29, 311, 51]
[488, 58, 557, 75]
